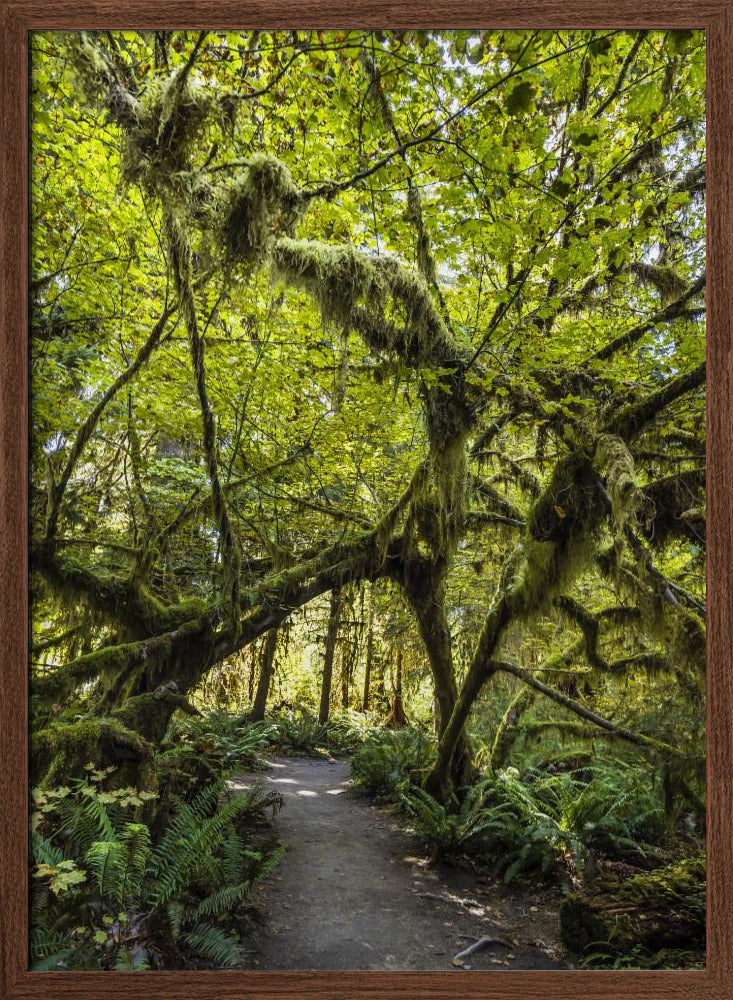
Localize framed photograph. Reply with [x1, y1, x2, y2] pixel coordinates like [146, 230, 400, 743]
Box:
[1, 3, 730, 999]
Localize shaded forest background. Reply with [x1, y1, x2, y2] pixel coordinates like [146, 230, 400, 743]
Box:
[29, 29, 706, 971]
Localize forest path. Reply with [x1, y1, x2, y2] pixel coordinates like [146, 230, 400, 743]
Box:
[231, 756, 568, 971]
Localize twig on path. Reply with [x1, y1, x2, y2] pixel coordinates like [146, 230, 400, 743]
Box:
[452, 936, 513, 965]
[416, 891, 481, 909]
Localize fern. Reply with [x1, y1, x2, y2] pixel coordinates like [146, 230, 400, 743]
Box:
[114, 947, 150, 970]
[166, 900, 185, 940]
[119, 822, 152, 891]
[182, 924, 243, 967]
[84, 840, 127, 904]
[193, 882, 250, 918]
[220, 831, 247, 885]
[31, 749, 283, 969]
[31, 831, 66, 867]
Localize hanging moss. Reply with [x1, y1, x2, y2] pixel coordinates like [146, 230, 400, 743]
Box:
[670, 609, 706, 680]
[221, 154, 301, 265]
[526, 450, 598, 547]
[631, 262, 688, 303]
[272, 238, 468, 370]
[122, 73, 216, 188]
[640, 470, 706, 549]
[596, 543, 705, 683]
[595, 434, 639, 530]
[272, 238, 387, 329]
[513, 452, 601, 614]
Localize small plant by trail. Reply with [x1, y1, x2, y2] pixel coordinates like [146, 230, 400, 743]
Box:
[30, 765, 283, 970]
[156, 711, 275, 798]
[350, 726, 436, 799]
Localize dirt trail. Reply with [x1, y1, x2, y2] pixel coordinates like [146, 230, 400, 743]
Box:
[231, 756, 569, 971]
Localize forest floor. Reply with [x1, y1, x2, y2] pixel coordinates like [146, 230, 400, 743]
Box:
[232, 756, 570, 971]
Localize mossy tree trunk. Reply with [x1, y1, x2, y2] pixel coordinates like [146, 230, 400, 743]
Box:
[362, 587, 375, 712]
[251, 626, 279, 722]
[318, 588, 342, 725]
[402, 555, 474, 787]
[385, 648, 409, 728]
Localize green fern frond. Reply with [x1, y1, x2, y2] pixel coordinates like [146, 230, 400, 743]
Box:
[193, 881, 250, 918]
[84, 839, 126, 904]
[167, 900, 186, 940]
[31, 831, 66, 867]
[182, 924, 243, 967]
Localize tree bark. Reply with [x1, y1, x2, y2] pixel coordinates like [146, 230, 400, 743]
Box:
[402, 557, 473, 786]
[318, 588, 342, 725]
[385, 648, 408, 727]
[488, 686, 537, 770]
[423, 596, 512, 800]
[362, 586, 375, 712]
[250, 626, 279, 722]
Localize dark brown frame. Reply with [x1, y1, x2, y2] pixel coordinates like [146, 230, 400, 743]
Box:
[1, 3, 730, 998]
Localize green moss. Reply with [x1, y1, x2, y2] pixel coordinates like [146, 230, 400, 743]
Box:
[32, 718, 153, 786]
[273, 238, 386, 329]
[123, 73, 216, 188]
[221, 154, 301, 265]
[507, 451, 601, 616]
[595, 433, 638, 530]
[631, 263, 688, 303]
[272, 238, 468, 369]
[670, 609, 706, 680]
[527, 451, 596, 545]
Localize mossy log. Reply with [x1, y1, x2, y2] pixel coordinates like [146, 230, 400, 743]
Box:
[31, 717, 154, 787]
[560, 855, 706, 957]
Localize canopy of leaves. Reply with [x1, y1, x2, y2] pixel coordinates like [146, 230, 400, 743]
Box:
[30, 29, 705, 805]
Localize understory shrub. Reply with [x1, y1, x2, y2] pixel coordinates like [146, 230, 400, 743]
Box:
[270, 708, 327, 755]
[30, 765, 283, 970]
[397, 755, 668, 880]
[156, 712, 275, 799]
[323, 711, 376, 755]
[350, 726, 436, 799]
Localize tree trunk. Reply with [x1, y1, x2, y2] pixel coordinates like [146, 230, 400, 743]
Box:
[341, 637, 356, 709]
[488, 687, 537, 770]
[248, 646, 256, 702]
[423, 596, 512, 801]
[318, 588, 342, 725]
[362, 589, 375, 711]
[385, 648, 409, 727]
[250, 626, 279, 722]
[402, 557, 474, 789]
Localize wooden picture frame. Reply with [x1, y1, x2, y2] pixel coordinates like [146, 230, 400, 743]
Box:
[1, 3, 730, 998]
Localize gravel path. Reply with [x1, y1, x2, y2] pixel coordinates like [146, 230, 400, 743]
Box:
[231, 756, 569, 971]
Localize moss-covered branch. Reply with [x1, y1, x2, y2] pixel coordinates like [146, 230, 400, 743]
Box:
[491, 660, 675, 753]
[590, 271, 705, 363]
[606, 362, 705, 441]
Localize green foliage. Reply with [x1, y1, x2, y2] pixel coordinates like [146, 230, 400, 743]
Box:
[30, 769, 283, 970]
[401, 782, 513, 862]
[386, 754, 667, 880]
[28, 28, 706, 971]
[270, 708, 328, 756]
[157, 710, 275, 796]
[323, 711, 375, 755]
[350, 726, 436, 799]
